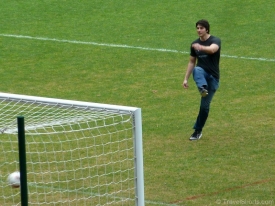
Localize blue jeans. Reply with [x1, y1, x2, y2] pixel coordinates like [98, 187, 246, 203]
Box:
[192, 67, 219, 131]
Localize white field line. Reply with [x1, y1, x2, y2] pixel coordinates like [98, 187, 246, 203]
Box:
[1, 33, 275, 62]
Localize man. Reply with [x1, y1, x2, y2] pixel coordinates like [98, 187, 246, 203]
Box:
[182, 19, 221, 141]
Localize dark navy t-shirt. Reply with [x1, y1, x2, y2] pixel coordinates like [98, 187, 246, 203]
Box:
[190, 36, 221, 79]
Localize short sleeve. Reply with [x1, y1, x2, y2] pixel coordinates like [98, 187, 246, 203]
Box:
[212, 37, 221, 47]
[190, 45, 196, 57]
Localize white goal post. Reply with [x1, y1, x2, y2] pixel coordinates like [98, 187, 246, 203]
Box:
[0, 92, 144, 206]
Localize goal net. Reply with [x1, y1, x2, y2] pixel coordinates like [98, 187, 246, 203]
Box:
[0, 93, 144, 206]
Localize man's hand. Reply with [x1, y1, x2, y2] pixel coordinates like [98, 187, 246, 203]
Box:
[183, 80, 189, 89]
[192, 43, 202, 51]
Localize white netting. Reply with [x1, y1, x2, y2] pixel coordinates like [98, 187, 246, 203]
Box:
[0, 95, 139, 205]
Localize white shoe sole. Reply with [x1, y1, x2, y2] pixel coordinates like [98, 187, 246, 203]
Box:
[189, 133, 202, 141]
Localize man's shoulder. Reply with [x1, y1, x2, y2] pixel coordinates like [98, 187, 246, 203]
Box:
[209, 35, 221, 42]
[209, 35, 221, 46]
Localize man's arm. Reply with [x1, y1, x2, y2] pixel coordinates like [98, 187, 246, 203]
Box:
[192, 43, 219, 54]
[183, 56, 196, 89]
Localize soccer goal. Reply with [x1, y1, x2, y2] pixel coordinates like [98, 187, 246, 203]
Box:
[0, 92, 144, 206]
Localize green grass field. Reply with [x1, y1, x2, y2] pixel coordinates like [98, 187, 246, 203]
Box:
[1, 0, 275, 205]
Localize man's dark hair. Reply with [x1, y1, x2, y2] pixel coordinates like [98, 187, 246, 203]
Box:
[196, 19, 210, 34]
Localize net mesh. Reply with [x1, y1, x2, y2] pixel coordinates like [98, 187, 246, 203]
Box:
[0, 96, 137, 205]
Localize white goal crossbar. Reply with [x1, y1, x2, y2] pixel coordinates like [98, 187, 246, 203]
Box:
[0, 92, 144, 206]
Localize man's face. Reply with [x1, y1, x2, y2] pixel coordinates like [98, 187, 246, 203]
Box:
[196, 24, 208, 37]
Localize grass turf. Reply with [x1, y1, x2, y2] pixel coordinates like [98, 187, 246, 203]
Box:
[0, 0, 275, 205]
